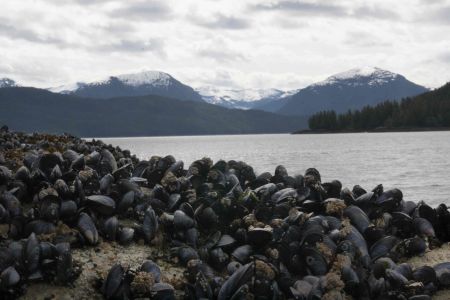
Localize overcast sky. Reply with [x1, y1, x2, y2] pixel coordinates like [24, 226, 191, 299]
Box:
[1, 0, 450, 90]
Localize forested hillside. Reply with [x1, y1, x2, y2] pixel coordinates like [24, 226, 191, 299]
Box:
[307, 83, 450, 131]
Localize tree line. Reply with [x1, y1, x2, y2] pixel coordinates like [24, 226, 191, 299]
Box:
[308, 83, 450, 130]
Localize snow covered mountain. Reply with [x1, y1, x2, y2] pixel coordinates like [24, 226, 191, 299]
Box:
[50, 71, 203, 102]
[312, 66, 401, 87]
[278, 67, 429, 116]
[196, 87, 298, 110]
[0, 78, 17, 88]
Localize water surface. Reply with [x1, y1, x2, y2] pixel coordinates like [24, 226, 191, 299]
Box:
[98, 132, 450, 206]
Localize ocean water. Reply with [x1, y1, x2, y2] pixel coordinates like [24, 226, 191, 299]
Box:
[98, 132, 450, 206]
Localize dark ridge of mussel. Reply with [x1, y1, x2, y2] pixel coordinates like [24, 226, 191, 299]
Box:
[2, 129, 450, 299]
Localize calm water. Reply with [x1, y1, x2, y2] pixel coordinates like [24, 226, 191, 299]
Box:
[98, 132, 450, 206]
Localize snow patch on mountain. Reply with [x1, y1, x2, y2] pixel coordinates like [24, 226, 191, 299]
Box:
[48, 82, 82, 94]
[197, 87, 283, 103]
[49, 71, 173, 93]
[115, 71, 171, 87]
[313, 67, 399, 87]
[196, 87, 299, 109]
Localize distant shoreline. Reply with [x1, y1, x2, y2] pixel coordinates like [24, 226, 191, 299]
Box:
[293, 127, 450, 134]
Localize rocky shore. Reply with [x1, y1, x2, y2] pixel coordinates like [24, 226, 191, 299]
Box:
[1, 127, 450, 299]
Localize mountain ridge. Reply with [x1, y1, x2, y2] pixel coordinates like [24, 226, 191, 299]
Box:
[49, 70, 204, 102]
[0, 87, 307, 136]
[3, 67, 430, 116]
[277, 67, 429, 116]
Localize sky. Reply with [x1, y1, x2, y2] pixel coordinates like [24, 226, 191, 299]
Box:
[1, 0, 450, 90]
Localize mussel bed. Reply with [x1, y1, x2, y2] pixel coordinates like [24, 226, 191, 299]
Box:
[1, 128, 450, 300]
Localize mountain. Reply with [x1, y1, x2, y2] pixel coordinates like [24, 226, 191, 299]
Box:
[196, 87, 297, 111]
[0, 87, 308, 137]
[0, 78, 17, 88]
[50, 71, 204, 102]
[277, 67, 429, 116]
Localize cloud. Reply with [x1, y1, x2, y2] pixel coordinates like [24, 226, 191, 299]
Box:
[195, 38, 247, 63]
[428, 5, 450, 24]
[97, 38, 166, 57]
[251, 1, 348, 17]
[2, 0, 450, 90]
[0, 19, 68, 46]
[344, 31, 392, 48]
[352, 5, 399, 20]
[109, 1, 173, 21]
[190, 13, 250, 30]
[201, 70, 238, 87]
[437, 52, 450, 63]
[250, 1, 398, 20]
[43, 0, 116, 5]
[197, 48, 247, 63]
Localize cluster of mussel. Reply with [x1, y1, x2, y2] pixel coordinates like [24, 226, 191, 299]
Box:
[1, 129, 450, 299]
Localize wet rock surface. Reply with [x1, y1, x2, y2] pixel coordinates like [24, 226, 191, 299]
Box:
[1, 127, 450, 299]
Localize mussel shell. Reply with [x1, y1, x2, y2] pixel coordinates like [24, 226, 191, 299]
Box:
[143, 207, 159, 243]
[412, 266, 437, 285]
[24, 233, 41, 275]
[40, 198, 60, 221]
[390, 212, 414, 238]
[174, 210, 195, 230]
[55, 242, 73, 284]
[375, 189, 403, 212]
[103, 216, 119, 241]
[102, 263, 128, 299]
[197, 207, 219, 229]
[271, 188, 297, 204]
[99, 149, 118, 176]
[434, 262, 450, 286]
[394, 263, 413, 279]
[247, 227, 273, 247]
[60, 200, 78, 220]
[150, 282, 175, 299]
[77, 212, 98, 245]
[118, 227, 135, 245]
[117, 191, 135, 213]
[231, 245, 253, 264]
[0, 247, 16, 274]
[25, 220, 56, 236]
[71, 154, 86, 171]
[15, 166, 31, 182]
[39, 153, 63, 175]
[140, 260, 161, 283]
[345, 226, 370, 267]
[209, 247, 229, 270]
[216, 234, 236, 251]
[86, 195, 116, 216]
[217, 262, 253, 300]
[100, 173, 115, 195]
[344, 205, 370, 234]
[0, 266, 21, 287]
[302, 247, 328, 276]
[413, 217, 436, 238]
[370, 235, 400, 261]
[385, 269, 408, 288]
[177, 246, 199, 266]
[342, 265, 360, 289]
